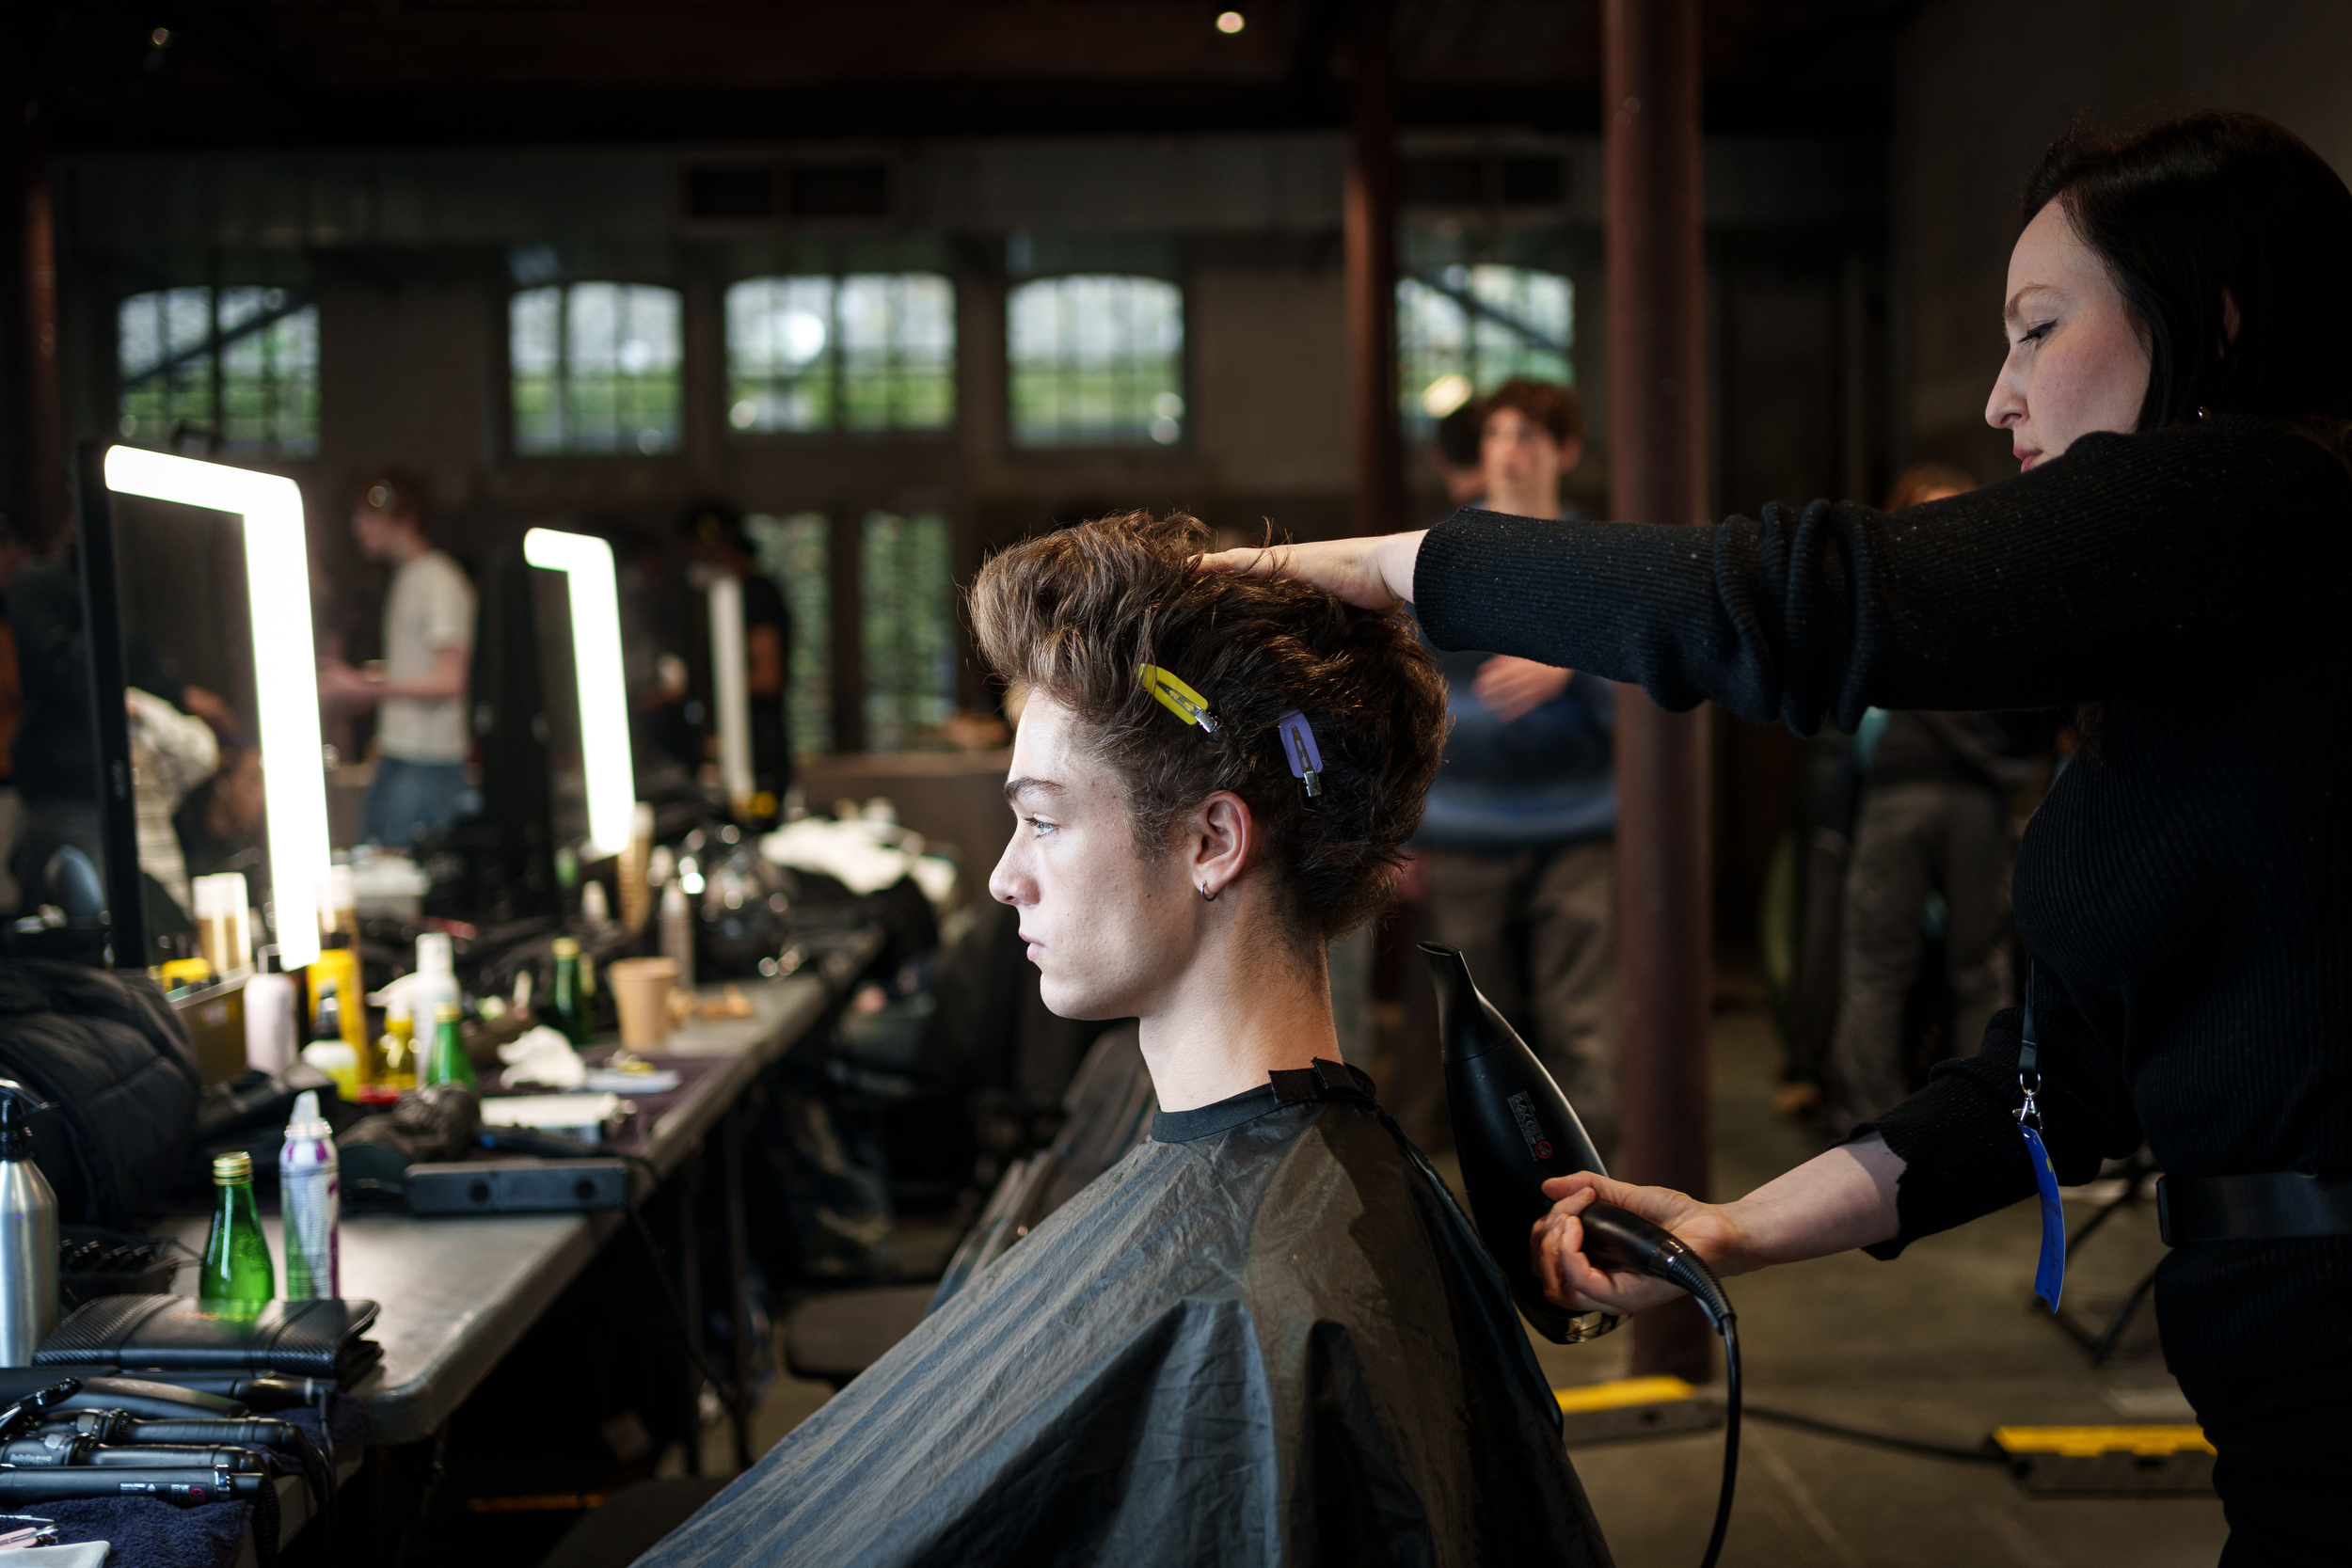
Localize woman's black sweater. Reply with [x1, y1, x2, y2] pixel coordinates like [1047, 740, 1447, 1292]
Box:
[1412, 414, 2352, 1386]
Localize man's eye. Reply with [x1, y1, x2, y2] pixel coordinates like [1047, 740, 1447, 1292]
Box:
[2018, 321, 2054, 346]
[1026, 816, 1057, 838]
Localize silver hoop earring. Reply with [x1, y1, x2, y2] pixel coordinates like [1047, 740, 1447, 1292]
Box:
[1200, 883, 1217, 902]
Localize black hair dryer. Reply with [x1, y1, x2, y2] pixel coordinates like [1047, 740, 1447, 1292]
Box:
[1423, 942, 1622, 1343]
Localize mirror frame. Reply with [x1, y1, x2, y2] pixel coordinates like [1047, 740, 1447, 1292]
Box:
[82, 443, 333, 969]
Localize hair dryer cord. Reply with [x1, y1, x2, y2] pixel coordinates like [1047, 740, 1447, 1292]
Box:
[1578, 1204, 1739, 1568]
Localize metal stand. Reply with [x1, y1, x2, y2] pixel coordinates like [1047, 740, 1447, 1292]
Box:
[2048, 1150, 2162, 1366]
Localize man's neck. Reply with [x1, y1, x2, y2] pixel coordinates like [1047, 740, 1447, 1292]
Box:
[1136, 909, 1338, 1112]
[387, 534, 430, 567]
[1485, 482, 1561, 520]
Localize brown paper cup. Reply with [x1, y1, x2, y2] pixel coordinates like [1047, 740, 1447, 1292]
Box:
[608, 957, 679, 1051]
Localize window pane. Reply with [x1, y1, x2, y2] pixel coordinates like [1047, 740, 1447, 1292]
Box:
[512, 281, 682, 456]
[511, 287, 564, 453]
[118, 285, 318, 455]
[727, 277, 835, 433]
[1008, 275, 1184, 448]
[861, 511, 953, 752]
[726, 273, 954, 436]
[1396, 264, 1573, 429]
[747, 512, 833, 759]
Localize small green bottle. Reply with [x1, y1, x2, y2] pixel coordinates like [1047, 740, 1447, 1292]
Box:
[199, 1151, 276, 1308]
[549, 937, 592, 1047]
[422, 1003, 475, 1088]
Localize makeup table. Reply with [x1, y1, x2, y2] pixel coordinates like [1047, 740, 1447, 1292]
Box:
[158, 927, 882, 1563]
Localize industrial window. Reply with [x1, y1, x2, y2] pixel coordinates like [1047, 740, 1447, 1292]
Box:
[1006, 276, 1184, 447]
[726, 275, 955, 435]
[1396, 265, 1573, 426]
[745, 513, 834, 759]
[861, 511, 954, 751]
[118, 287, 319, 456]
[511, 283, 683, 455]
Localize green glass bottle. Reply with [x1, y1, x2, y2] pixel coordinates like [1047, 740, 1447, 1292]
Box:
[549, 937, 592, 1047]
[422, 1003, 475, 1088]
[199, 1151, 276, 1308]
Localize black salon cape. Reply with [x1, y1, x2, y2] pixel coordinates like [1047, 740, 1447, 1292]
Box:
[638, 1061, 1612, 1568]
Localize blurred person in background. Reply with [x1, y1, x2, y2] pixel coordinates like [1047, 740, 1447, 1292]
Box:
[318, 472, 477, 848]
[1826, 462, 2058, 1132]
[1400, 377, 1620, 1159]
[1430, 398, 1488, 504]
[677, 500, 793, 811]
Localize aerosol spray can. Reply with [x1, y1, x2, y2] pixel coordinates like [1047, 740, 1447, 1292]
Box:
[279, 1090, 340, 1301]
[0, 1085, 57, 1366]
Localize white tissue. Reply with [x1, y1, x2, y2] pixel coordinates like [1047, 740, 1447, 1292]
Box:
[498, 1024, 587, 1089]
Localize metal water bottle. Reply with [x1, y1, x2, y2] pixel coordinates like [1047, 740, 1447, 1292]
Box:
[0, 1087, 58, 1366]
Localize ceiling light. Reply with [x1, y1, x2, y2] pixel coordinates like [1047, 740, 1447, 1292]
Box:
[1216, 11, 1246, 34]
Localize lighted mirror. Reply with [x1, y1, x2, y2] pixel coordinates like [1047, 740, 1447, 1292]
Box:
[521, 528, 635, 858]
[68, 446, 332, 968]
[706, 574, 754, 812]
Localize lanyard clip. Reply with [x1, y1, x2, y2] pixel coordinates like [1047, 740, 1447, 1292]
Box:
[2016, 963, 2042, 1131]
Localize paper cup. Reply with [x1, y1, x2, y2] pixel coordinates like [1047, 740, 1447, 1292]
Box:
[608, 957, 679, 1051]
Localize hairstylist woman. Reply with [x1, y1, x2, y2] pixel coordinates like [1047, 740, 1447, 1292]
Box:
[1205, 113, 2352, 1564]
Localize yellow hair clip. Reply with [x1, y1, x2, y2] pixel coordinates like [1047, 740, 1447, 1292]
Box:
[1139, 664, 1218, 734]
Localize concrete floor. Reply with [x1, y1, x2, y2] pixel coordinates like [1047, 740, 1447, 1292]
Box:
[1523, 993, 2224, 1568]
[721, 989, 2227, 1567]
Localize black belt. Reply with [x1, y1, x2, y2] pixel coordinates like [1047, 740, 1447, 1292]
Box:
[2157, 1172, 2352, 1244]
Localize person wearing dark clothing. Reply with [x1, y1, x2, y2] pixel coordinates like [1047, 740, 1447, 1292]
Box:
[1407, 379, 1621, 1161]
[1210, 114, 2352, 1563]
[680, 502, 793, 808]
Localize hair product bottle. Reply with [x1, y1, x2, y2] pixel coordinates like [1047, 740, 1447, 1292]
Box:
[280, 1091, 341, 1301]
[0, 1088, 58, 1366]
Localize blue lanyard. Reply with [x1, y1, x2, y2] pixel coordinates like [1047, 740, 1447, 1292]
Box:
[2018, 964, 2066, 1311]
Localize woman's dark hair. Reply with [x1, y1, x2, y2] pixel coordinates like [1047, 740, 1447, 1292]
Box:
[968, 512, 1446, 943]
[2022, 113, 2352, 433]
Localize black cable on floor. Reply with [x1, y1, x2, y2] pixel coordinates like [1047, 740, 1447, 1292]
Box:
[1699, 1316, 1740, 1568]
[1741, 1402, 2003, 1464]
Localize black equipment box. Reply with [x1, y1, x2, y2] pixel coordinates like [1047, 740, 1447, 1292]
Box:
[405, 1160, 630, 1215]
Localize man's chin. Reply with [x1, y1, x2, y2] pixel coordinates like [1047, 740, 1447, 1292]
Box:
[1036, 976, 1118, 1022]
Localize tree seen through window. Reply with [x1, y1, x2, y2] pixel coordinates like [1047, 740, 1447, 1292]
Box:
[1396, 265, 1573, 430]
[1007, 276, 1184, 447]
[728, 275, 956, 435]
[512, 283, 683, 455]
[118, 287, 319, 456]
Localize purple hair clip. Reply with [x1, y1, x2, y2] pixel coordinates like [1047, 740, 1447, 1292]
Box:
[1277, 710, 1323, 798]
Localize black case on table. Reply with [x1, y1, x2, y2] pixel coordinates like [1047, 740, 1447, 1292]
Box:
[36, 1295, 382, 1385]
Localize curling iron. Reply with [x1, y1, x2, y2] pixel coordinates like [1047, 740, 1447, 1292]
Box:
[1424, 944, 1740, 1568]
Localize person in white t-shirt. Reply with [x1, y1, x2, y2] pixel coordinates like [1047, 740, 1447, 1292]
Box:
[318, 473, 477, 848]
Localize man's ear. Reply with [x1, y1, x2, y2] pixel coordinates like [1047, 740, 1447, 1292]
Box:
[1557, 436, 1584, 473]
[1190, 791, 1254, 900]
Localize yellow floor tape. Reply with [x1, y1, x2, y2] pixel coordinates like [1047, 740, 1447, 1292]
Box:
[1554, 1376, 1697, 1415]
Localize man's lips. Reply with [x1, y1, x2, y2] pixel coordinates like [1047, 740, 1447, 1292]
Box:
[2014, 445, 2042, 471]
[1020, 933, 1042, 962]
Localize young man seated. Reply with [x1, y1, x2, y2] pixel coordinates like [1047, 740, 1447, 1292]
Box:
[639, 512, 1611, 1567]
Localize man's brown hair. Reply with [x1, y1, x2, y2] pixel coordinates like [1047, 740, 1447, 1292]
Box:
[1482, 377, 1582, 446]
[969, 512, 1446, 942]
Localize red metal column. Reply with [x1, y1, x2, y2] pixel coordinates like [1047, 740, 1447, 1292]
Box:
[1604, 0, 1716, 1384]
[11, 116, 66, 543]
[1343, 0, 1401, 539]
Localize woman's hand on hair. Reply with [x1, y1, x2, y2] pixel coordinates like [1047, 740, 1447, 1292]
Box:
[1472, 656, 1573, 721]
[1530, 1173, 1756, 1315]
[1196, 530, 1426, 610]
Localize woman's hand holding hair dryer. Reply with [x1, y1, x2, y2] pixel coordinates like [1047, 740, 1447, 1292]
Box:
[1532, 1135, 1909, 1315]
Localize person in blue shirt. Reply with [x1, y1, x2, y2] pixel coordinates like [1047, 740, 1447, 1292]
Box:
[1407, 378, 1620, 1160]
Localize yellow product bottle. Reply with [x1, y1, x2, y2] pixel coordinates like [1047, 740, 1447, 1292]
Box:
[377, 1002, 417, 1093]
[304, 935, 369, 1072]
